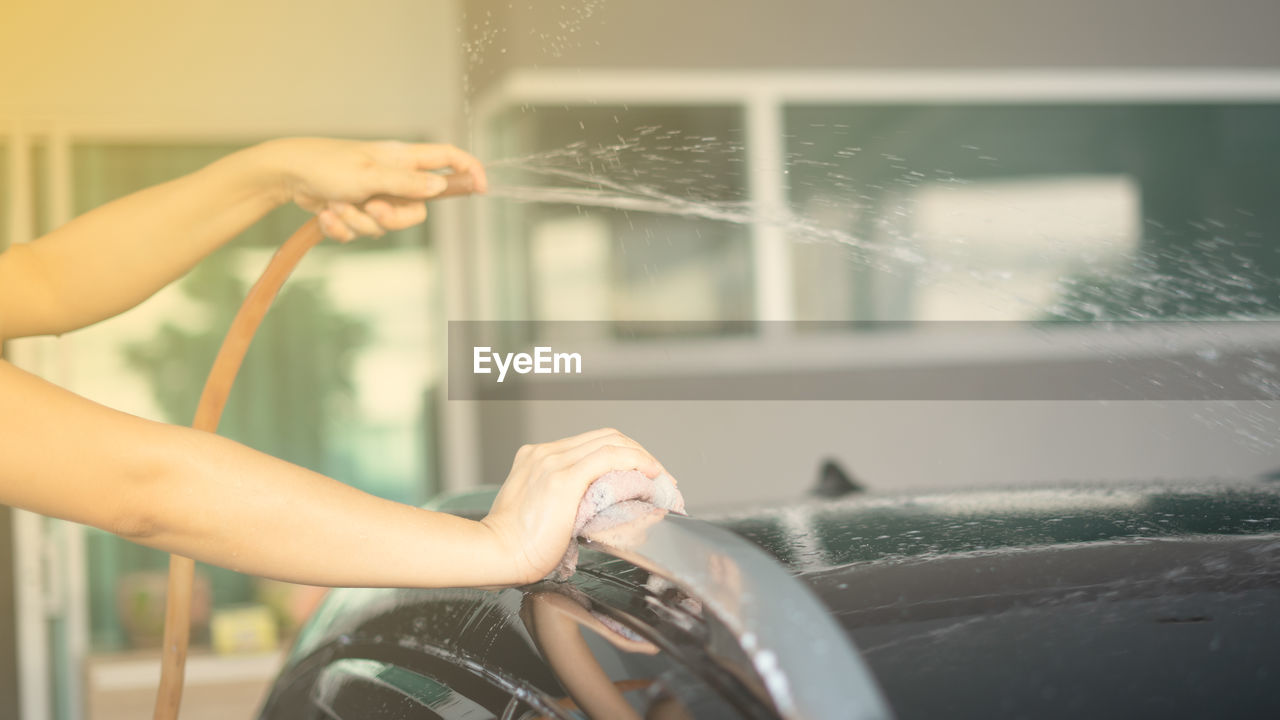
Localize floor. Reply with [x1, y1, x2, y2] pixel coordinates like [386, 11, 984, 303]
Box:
[87, 650, 283, 720]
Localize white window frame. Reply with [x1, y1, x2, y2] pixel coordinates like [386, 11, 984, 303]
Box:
[471, 68, 1280, 369]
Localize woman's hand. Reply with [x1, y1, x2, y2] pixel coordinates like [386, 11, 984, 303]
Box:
[258, 138, 488, 242]
[480, 428, 667, 586]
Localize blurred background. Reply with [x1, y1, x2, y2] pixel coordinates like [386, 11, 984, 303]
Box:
[3, 0, 1280, 717]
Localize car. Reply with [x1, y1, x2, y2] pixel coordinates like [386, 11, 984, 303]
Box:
[257, 474, 1280, 719]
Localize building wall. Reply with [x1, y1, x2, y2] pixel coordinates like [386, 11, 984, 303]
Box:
[463, 0, 1280, 95]
[1, 0, 461, 135]
[482, 399, 1280, 509]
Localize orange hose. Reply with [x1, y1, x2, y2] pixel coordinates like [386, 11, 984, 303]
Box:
[152, 172, 477, 719]
[153, 218, 324, 720]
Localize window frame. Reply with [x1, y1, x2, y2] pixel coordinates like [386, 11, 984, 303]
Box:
[471, 68, 1280, 369]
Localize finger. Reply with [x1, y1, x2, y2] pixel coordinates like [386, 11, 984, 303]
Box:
[556, 445, 667, 486]
[402, 143, 481, 173]
[558, 446, 665, 493]
[568, 428, 651, 459]
[515, 428, 646, 475]
[378, 169, 449, 200]
[541, 429, 663, 480]
[547, 436, 651, 476]
[531, 427, 635, 458]
[317, 209, 356, 242]
[561, 430, 651, 464]
[513, 429, 623, 474]
[403, 144, 488, 193]
[363, 197, 428, 230]
[329, 201, 385, 239]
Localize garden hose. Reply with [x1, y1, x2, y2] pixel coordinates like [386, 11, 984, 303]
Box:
[153, 217, 324, 720]
[152, 171, 474, 720]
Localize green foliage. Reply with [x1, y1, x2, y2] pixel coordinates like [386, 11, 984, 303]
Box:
[123, 247, 369, 473]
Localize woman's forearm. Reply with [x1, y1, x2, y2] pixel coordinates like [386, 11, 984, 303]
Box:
[141, 425, 512, 588]
[4, 145, 286, 339]
[0, 359, 513, 589]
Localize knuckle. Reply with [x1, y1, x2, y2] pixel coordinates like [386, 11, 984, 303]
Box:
[594, 445, 625, 460]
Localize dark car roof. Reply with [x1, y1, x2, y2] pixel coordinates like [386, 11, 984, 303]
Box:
[711, 480, 1280, 719]
[710, 480, 1280, 572]
[260, 480, 1280, 719]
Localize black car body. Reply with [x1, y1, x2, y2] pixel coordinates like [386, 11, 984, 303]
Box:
[258, 480, 1280, 719]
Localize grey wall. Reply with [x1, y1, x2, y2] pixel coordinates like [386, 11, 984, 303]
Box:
[497, 400, 1280, 510]
[471, 353, 1280, 507]
[464, 0, 1280, 94]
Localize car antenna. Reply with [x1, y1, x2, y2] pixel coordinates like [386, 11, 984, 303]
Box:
[814, 458, 865, 497]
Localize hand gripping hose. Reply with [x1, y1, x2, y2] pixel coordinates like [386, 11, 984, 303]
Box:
[153, 217, 325, 719]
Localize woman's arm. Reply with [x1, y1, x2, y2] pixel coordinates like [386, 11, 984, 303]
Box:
[0, 139, 486, 341]
[0, 358, 662, 588]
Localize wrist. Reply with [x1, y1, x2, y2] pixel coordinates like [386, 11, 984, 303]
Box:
[471, 516, 530, 588]
[230, 139, 297, 209]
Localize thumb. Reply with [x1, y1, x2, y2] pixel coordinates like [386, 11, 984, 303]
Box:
[379, 169, 448, 200]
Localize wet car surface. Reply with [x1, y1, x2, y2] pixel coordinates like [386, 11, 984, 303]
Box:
[258, 481, 1280, 719]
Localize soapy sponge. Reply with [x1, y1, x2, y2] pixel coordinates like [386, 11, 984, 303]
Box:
[551, 469, 685, 580]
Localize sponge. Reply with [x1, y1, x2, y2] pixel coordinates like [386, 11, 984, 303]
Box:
[551, 469, 685, 580]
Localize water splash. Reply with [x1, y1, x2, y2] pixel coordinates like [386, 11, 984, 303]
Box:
[485, 130, 1280, 324]
[487, 143, 927, 268]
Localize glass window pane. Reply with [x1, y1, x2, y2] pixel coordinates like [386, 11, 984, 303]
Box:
[785, 104, 1280, 321]
[486, 105, 753, 337]
[61, 143, 441, 653]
